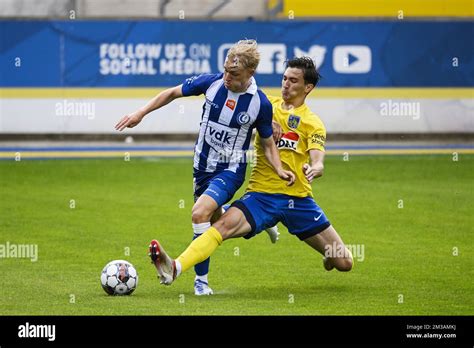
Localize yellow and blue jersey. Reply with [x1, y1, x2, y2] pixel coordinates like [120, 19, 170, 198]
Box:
[247, 95, 326, 198]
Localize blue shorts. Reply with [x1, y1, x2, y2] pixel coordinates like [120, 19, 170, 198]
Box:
[231, 192, 331, 241]
[193, 169, 244, 207]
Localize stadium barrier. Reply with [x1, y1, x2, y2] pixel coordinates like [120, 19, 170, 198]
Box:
[274, 0, 474, 18]
[1, 20, 472, 135]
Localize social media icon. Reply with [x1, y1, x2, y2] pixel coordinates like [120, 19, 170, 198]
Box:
[256, 44, 286, 74]
[294, 45, 327, 69]
[333, 45, 372, 73]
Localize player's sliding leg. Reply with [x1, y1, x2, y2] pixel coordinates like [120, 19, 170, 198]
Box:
[191, 194, 219, 295]
[147, 207, 252, 285]
[149, 239, 177, 285]
[222, 204, 279, 244]
[303, 225, 353, 272]
[279, 195, 352, 272]
[177, 207, 251, 275]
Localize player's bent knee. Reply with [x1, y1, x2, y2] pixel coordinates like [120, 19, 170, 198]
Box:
[212, 218, 233, 240]
[213, 212, 243, 241]
[191, 205, 213, 223]
[334, 257, 353, 272]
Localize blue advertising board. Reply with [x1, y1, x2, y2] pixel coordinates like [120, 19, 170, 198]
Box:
[1, 20, 472, 87]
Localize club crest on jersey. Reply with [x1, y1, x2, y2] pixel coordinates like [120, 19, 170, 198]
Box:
[237, 112, 250, 125]
[225, 99, 236, 110]
[288, 115, 301, 129]
[277, 131, 299, 151]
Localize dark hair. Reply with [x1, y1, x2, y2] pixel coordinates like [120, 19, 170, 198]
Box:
[286, 57, 321, 87]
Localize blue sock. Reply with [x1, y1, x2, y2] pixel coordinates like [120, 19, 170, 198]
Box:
[193, 233, 210, 276]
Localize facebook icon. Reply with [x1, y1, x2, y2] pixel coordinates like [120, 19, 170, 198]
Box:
[256, 44, 286, 74]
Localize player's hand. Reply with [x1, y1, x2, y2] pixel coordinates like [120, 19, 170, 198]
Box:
[303, 163, 324, 183]
[272, 121, 283, 142]
[277, 168, 296, 186]
[115, 111, 144, 131]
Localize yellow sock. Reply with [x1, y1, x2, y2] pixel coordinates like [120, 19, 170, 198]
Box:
[177, 227, 223, 273]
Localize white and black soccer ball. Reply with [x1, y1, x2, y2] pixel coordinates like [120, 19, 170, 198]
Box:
[100, 260, 138, 295]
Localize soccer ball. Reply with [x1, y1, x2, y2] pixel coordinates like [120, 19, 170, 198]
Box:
[100, 260, 138, 295]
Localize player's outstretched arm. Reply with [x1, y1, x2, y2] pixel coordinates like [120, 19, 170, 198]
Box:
[115, 85, 184, 131]
[260, 136, 295, 186]
[304, 149, 325, 183]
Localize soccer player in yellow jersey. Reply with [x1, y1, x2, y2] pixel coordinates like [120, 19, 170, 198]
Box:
[148, 57, 353, 286]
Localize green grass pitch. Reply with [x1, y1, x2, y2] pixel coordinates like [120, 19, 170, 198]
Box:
[0, 155, 472, 315]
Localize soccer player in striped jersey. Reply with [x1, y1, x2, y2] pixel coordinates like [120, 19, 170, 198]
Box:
[147, 57, 353, 288]
[115, 40, 295, 295]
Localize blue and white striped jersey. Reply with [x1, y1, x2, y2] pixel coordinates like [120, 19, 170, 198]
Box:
[182, 73, 273, 179]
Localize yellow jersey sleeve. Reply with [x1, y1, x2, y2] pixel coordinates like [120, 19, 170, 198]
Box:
[307, 116, 326, 152]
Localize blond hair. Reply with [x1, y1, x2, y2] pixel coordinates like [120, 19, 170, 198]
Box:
[226, 39, 260, 71]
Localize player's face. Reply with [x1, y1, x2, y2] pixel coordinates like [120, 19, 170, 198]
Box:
[223, 59, 253, 93]
[281, 67, 312, 103]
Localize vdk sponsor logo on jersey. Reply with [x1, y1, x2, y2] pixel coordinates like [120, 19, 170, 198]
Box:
[206, 121, 238, 149]
[277, 131, 299, 151]
[208, 127, 232, 146]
